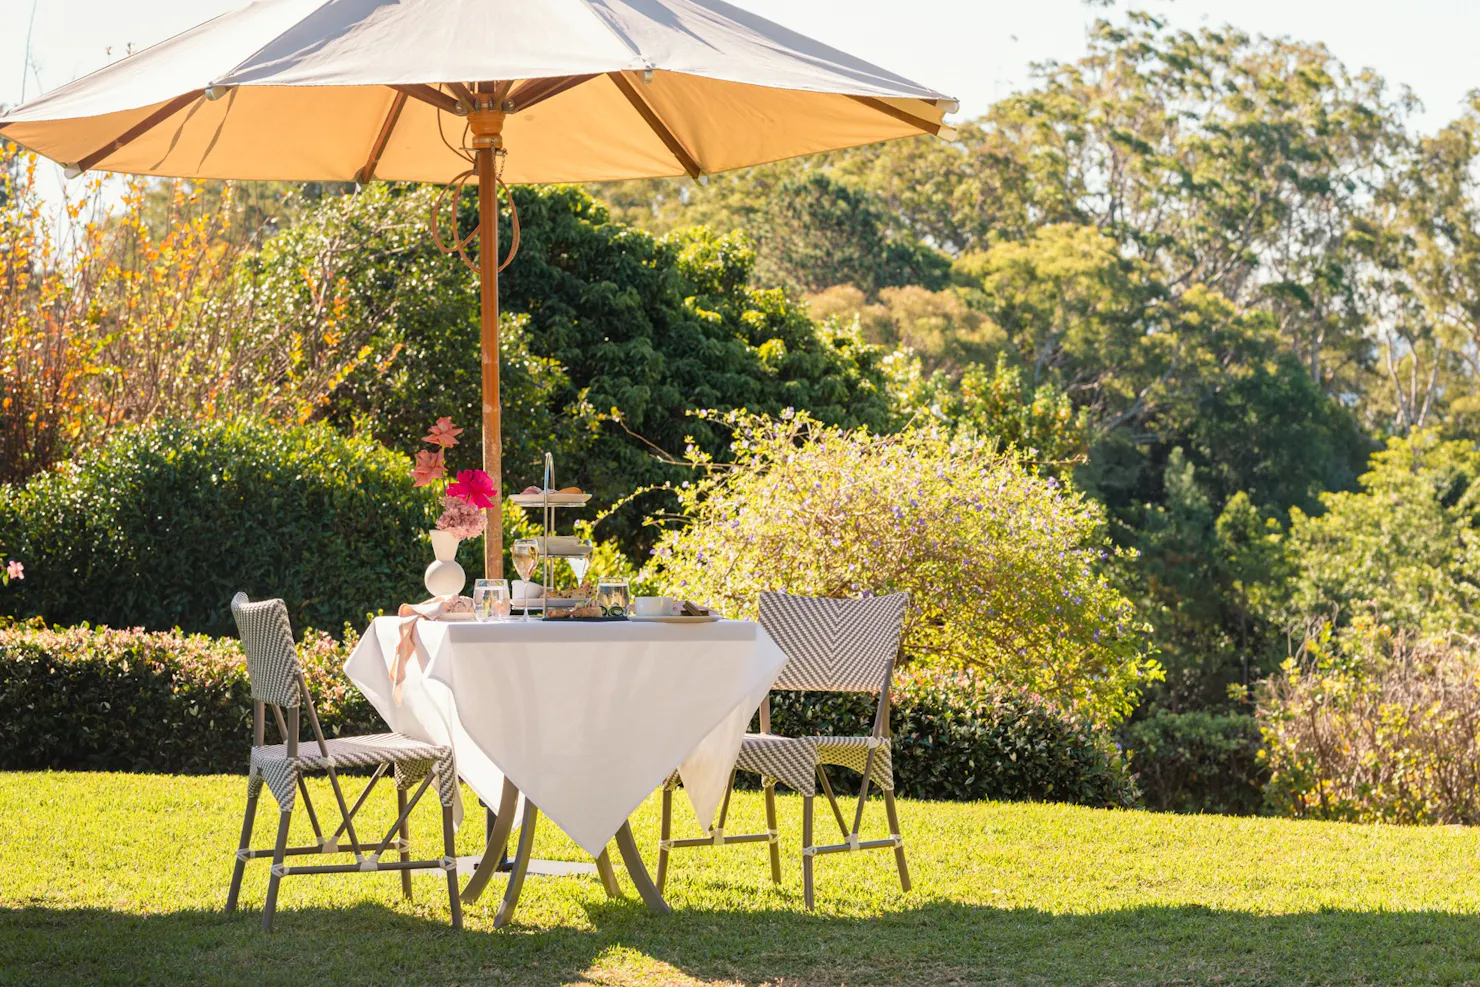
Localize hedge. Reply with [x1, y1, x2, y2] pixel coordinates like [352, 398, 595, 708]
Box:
[0, 417, 437, 639]
[0, 620, 379, 773]
[0, 620, 1140, 808]
[1121, 707, 1265, 815]
[768, 670, 1140, 808]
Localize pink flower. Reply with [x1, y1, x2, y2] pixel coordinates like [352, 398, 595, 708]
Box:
[436, 495, 485, 540]
[423, 417, 463, 448]
[411, 449, 446, 487]
[5, 560, 21, 581]
[447, 469, 497, 509]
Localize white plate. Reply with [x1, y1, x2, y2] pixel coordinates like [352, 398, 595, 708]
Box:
[508, 493, 591, 507]
[628, 614, 722, 623]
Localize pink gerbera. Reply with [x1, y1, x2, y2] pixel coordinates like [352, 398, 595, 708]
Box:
[5, 560, 22, 581]
[411, 449, 447, 487]
[423, 417, 463, 448]
[446, 469, 497, 509]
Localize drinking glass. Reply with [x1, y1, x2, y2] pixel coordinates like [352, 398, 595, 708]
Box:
[566, 554, 590, 586]
[511, 539, 540, 621]
[473, 579, 510, 621]
[596, 578, 631, 618]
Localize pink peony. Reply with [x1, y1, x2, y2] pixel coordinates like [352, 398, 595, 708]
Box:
[411, 449, 447, 487]
[5, 560, 21, 581]
[447, 469, 497, 509]
[436, 495, 485, 540]
[424, 417, 463, 448]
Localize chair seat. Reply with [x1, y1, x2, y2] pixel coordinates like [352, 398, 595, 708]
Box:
[249, 732, 456, 811]
[736, 733, 893, 796]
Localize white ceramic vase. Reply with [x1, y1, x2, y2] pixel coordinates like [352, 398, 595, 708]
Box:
[424, 529, 466, 597]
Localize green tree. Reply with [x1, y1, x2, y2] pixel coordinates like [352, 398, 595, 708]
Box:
[252, 183, 895, 552]
[1283, 429, 1480, 637]
[752, 171, 949, 295]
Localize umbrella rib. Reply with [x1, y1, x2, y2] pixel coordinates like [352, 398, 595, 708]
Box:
[446, 82, 477, 114]
[74, 90, 204, 173]
[608, 71, 701, 179]
[505, 75, 596, 113]
[390, 84, 461, 116]
[846, 95, 953, 139]
[359, 90, 408, 184]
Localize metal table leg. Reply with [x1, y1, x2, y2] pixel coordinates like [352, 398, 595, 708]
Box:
[614, 820, 671, 914]
[493, 800, 540, 928]
[461, 777, 519, 904]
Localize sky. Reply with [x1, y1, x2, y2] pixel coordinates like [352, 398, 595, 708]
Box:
[3, 0, 1480, 181]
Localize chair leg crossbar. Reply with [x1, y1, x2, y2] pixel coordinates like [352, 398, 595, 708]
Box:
[226, 765, 461, 931]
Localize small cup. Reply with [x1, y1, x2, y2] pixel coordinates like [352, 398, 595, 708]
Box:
[634, 595, 673, 617]
[473, 579, 511, 621]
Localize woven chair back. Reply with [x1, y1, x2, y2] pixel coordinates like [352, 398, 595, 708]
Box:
[231, 592, 303, 708]
[759, 592, 909, 694]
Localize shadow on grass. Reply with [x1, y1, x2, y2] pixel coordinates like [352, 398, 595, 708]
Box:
[6, 895, 1480, 986]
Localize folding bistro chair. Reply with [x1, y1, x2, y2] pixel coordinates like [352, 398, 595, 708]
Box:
[226, 593, 463, 931]
[657, 591, 911, 910]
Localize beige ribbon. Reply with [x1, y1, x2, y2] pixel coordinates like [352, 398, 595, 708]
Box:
[391, 595, 466, 703]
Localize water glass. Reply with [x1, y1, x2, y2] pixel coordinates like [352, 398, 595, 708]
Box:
[473, 579, 510, 621]
[596, 578, 631, 617]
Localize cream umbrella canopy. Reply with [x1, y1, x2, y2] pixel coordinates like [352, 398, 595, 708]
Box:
[0, 0, 957, 577]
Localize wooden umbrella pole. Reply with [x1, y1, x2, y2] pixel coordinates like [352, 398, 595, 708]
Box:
[471, 99, 506, 579]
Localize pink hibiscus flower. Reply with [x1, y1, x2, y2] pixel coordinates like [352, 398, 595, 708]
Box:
[5, 560, 22, 581]
[446, 469, 497, 509]
[411, 449, 447, 487]
[423, 417, 463, 448]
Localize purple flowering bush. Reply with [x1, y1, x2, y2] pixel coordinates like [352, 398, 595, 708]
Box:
[649, 411, 1159, 725]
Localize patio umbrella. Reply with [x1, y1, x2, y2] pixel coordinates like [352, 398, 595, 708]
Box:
[0, 0, 956, 578]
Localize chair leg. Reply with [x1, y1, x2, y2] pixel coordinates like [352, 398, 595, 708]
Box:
[763, 779, 781, 884]
[657, 781, 673, 893]
[397, 787, 413, 900]
[883, 787, 911, 893]
[226, 789, 259, 913]
[442, 803, 463, 931]
[801, 795, 815, 912]
[262, 809, 292, 932]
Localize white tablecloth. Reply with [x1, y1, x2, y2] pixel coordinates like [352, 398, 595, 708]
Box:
[344, 616, 786, 856]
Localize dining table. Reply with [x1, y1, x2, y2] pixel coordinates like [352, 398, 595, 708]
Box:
[344, 613, 787, 925]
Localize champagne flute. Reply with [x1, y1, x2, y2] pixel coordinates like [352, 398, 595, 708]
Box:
[511, 539, 540, 621]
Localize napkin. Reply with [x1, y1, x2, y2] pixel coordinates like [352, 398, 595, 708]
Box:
[391, 595, 471, 703]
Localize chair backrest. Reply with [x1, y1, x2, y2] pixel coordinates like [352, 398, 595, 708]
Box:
[759, 591, 909, 693]
[231, 592, 302, 709]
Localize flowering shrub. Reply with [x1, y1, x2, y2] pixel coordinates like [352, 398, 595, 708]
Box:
[649, 412, 1159, 725]
[0, 618, 375, 774]
[1258, 622, 1480, 824]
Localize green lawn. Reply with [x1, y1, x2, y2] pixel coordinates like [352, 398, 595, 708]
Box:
[5, 773, 1480, 985]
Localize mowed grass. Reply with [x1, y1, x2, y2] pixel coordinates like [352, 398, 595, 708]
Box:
[6, 774, 1480, 985]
